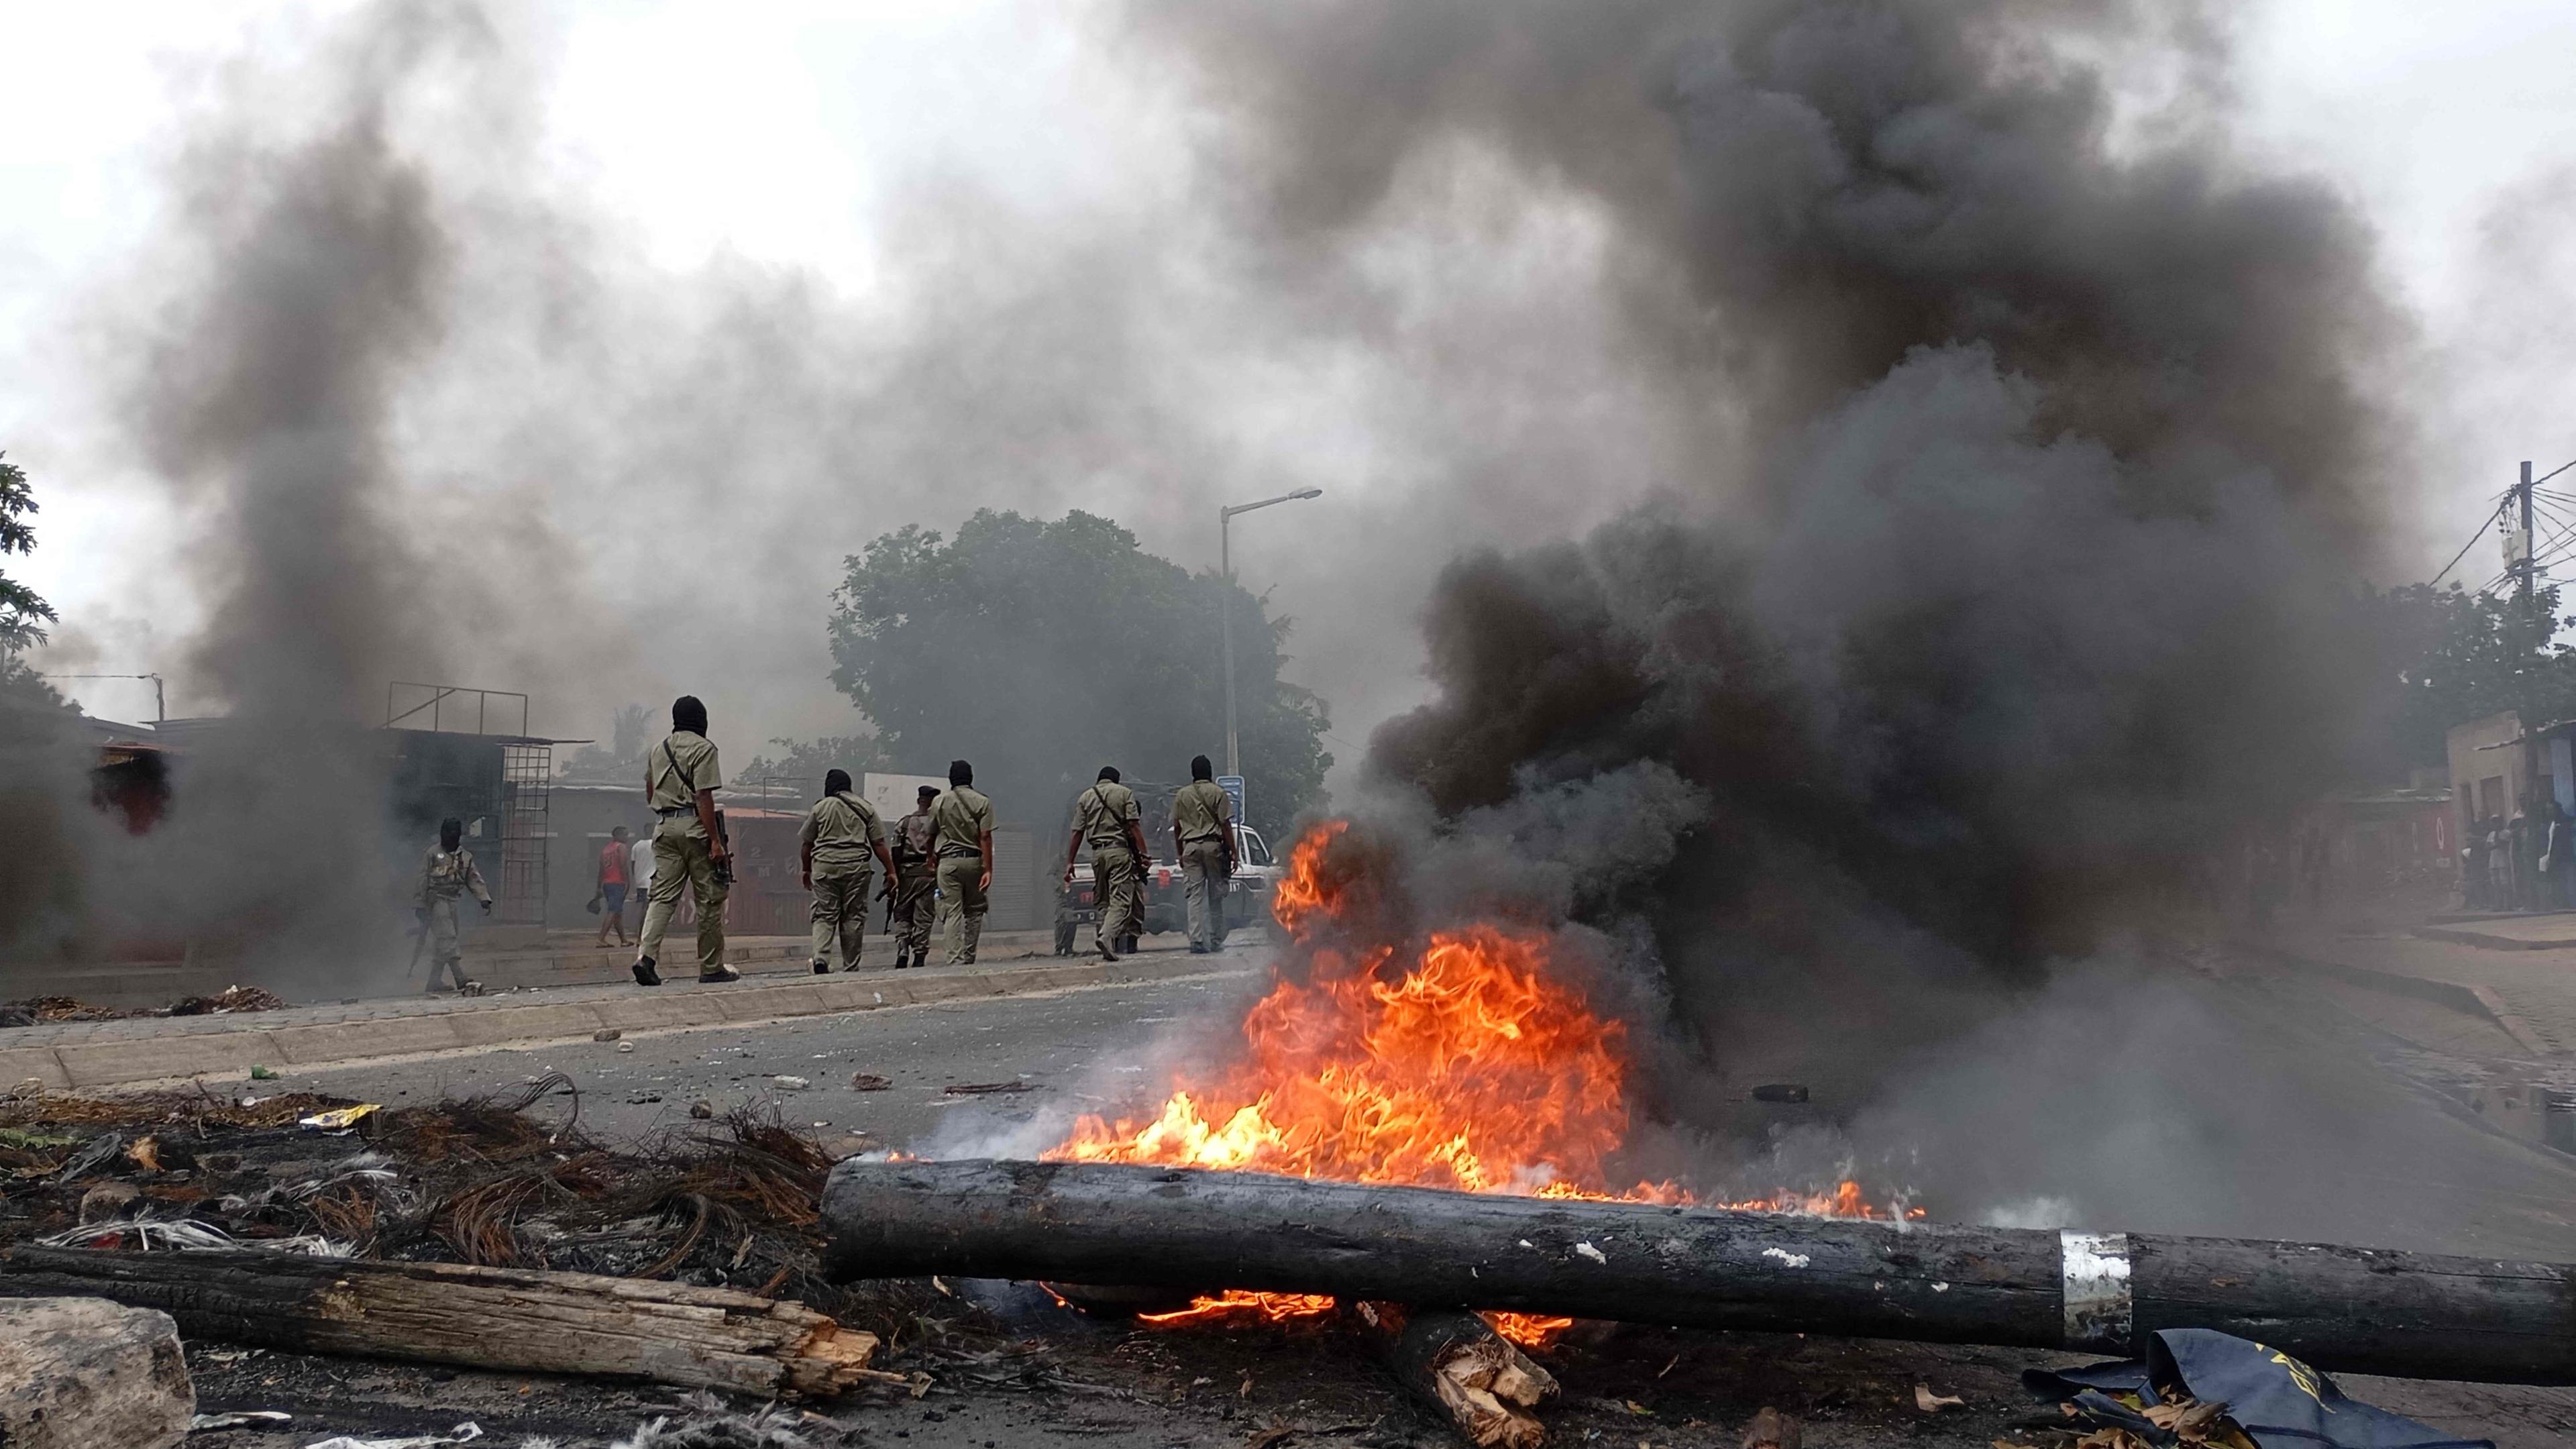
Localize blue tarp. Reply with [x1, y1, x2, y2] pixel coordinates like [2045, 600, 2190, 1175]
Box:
[2023, 1329, 2491, 1449]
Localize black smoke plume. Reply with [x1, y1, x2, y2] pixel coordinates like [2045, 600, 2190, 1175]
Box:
[1125, 0, 2438, 1232]
[36, 4, 494, 985]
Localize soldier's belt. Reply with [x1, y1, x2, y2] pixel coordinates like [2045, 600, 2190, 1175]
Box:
[653, 806, 695, 817]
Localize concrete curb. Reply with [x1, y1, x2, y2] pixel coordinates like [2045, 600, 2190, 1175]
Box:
[2249, 942, 2560, 1059]
[1, 954, 1249, 1093]
[2410, 923, 2576, 952]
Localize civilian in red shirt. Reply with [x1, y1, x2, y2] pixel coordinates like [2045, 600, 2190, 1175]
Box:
[596, 826, 633, 947]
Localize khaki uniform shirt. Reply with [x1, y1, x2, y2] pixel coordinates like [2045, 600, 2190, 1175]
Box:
[419, 846, 491, 906]
[647, 731, 723, 816]
[893, 808, 937, 869]
[800, 792, 886, 873]
[932, 785, 996, 858]
[1173, 780, 1232, 843]
[1074, 780, 1141, 850]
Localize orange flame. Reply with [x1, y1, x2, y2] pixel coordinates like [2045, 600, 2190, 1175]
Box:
[1051, 821, 1909, 1347]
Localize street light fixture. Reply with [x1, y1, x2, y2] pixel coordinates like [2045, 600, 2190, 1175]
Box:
[40, 672, 164, 723]
[1220, 488, 1325, 779]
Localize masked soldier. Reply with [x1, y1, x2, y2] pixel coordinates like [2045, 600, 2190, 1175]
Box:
[417, 816, 491, 994]
[887, 784, 939, 969]
[635, 695, 739, 987]
[1065, 765, 1148, 963]
[932, 759, 996, 965]
[1172, 755, 1236, 955]
[801, 768, 893, 974]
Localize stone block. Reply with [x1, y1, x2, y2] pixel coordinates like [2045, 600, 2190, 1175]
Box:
[56, 1031, 282, 1089]
[0, 1046, 69, 1092]
[442, 1004, 612, 1047]
[713, 983, 831, 1022]
[268, 1015, 466, 1067]
[0, 1297, 194, 1449]
[590, 995, 710, 1032]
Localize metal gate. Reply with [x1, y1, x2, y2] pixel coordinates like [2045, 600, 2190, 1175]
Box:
[499, 743, 552, 926]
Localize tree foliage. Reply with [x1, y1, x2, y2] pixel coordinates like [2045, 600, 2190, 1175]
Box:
[733, 734, 892, 797]
[2363, 580, 2576, 769]
[0, 453, 57, 652]
[828, 511, 1330, 838]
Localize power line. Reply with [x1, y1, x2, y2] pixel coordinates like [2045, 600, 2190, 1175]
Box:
[2430, 496, 2508, 587]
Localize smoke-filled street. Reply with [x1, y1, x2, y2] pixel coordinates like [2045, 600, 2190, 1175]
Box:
[17, 3, 2576, 1448]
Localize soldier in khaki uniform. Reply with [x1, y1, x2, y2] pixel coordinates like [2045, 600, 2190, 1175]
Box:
[801, 768, 894, 974]
[417, 816, 492, 993]
[1064, 765, 1148, 963]
[1172, 754, 1236, 955]
[932, 759, 997, 965]
[635, 695, 739, 987]
[887, 784, 939, 969]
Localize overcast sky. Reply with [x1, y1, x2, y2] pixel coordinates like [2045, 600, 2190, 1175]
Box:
[5, 1, 2574, 783]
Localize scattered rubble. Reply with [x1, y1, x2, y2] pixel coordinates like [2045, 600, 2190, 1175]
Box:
[0, 984, 286, 1028]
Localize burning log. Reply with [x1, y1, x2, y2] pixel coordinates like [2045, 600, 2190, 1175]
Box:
[821, 1159, 2576, 1385]
[0, 1247, 888, 1398]
[1363, 1305, 1558, 1449]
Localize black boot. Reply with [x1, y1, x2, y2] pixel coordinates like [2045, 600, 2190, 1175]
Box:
[632, 957, 661, 986]
[812, 957, 830, 975]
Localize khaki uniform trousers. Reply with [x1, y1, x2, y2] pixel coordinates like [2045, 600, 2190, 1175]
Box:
[1181, 837, 1230, 951]
[1090, 844, 1138, 953]
[889, 867, 934, 958]
[936, 853, 988, 964]
[639, 817, 729, 973]
[809, 865, 873, 969]
[425, 898, 468, 990]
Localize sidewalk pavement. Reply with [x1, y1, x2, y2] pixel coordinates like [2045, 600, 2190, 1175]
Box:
[458, 927, 1077, 991]
[0, 941, 1256, 1095]
[2265, 921, 2576, 1058]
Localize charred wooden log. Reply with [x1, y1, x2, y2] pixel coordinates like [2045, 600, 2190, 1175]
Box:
[820, 1159, 2576, 1385]
[1362, 1305, 1557, 1449]
[0, 1247, 888, 1398]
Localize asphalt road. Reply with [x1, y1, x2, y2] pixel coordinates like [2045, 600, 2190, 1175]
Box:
[211, 945, 2576, 1448]
[266, 948, 1275, 1150]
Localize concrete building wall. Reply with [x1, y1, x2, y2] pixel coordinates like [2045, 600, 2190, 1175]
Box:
[545, 784, 657, 927]
[2447, 711, 2533, 830]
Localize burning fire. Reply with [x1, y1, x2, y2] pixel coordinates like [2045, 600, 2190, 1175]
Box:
[1050, 820, 1909, 1345]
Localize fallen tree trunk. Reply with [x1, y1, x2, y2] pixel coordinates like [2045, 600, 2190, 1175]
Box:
[820, 1159, 2576, 1384]
[0, 1247, 885, 1398]
[1364, 1305, 1556, 1449]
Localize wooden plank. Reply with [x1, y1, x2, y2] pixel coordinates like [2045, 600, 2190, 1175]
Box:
[0, 1248, 883, 1398]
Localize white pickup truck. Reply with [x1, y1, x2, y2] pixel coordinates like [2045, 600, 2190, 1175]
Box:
[1055, 822, 1281, 954]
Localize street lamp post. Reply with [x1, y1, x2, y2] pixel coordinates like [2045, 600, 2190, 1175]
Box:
[1220, 488, 1324, 779]
[39, 673, 164, 723]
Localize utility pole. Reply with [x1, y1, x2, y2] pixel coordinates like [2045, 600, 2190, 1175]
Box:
[2518, 460, 2543, 831]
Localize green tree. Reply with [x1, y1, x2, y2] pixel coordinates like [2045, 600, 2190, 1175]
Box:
[828, 510, 1330, 839]
[2362, 580, 2576, 769]
[733, 734, 893, 802]
[560, 702, 653, 782]
[0, 453, 57, 651]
